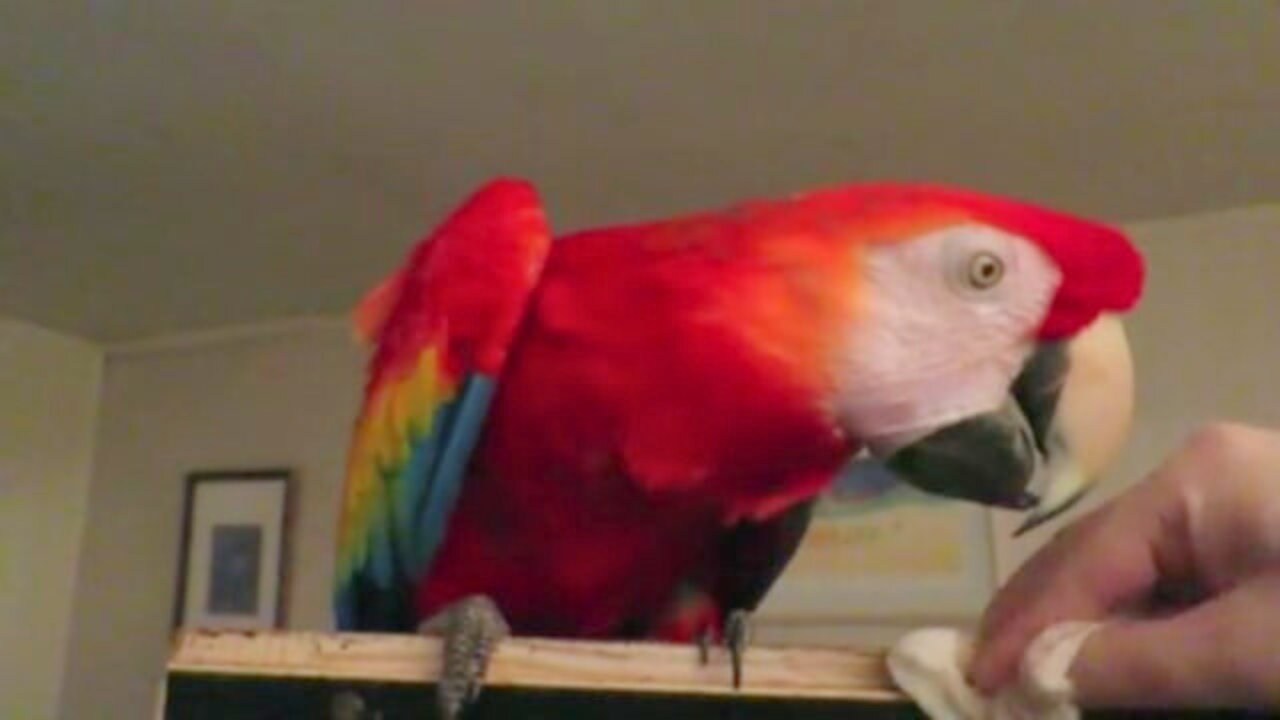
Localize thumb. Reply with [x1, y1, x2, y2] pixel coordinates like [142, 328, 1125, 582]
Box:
[1068, 572, 1280, 708]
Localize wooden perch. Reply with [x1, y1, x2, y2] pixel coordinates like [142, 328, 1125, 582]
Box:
[162, 629, 913, 719]
[161, 630, 1267, 719]
[168, 628, 901, 699]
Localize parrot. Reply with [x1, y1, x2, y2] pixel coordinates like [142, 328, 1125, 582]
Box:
[332, 177, 1144, 719]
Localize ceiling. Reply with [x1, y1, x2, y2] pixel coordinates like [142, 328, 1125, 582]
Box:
[3, 1, 1279, 343]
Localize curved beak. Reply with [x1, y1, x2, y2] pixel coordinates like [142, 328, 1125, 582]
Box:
[880, 395, 1042, 512]
[875, 316, 1134, 536]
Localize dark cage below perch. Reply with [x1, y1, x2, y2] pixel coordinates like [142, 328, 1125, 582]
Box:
[160, 630, 1275, 720]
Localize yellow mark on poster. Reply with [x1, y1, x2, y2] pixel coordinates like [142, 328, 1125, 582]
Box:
[785, 503, 967, 577]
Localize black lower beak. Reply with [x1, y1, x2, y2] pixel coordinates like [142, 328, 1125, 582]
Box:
[882, 397, 1041, 510]
[880, 344, 1072, 512]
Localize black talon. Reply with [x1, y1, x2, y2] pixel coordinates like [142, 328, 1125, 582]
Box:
[697, 627, 713, 665]
[724, 609, 751, 689]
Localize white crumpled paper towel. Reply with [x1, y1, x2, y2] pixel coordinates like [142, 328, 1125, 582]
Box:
[886, 623, 1100, 720]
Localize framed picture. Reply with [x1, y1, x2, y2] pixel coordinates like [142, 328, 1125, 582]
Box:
[172, 469, 293, 631]
[754, 456, 997, 627]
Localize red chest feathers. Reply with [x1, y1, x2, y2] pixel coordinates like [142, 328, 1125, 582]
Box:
[415, 226, 853, 637]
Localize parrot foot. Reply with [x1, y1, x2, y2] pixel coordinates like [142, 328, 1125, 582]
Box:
[417, 595, 510, 720]
[696, 609, 753, 690]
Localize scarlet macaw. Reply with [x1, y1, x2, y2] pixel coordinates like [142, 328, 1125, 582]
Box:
[333, 178, 1143, 718]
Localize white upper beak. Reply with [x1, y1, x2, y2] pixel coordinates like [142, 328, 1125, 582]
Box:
[1014, 314, 1135, 534]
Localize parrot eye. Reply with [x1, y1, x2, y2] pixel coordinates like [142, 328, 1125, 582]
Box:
[966, 252, 1005, 290]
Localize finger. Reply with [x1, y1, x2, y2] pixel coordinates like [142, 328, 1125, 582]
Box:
[1070, 571, 1280, 708]
[962, 512, 1146, 686]
[974, 424, 1280, 698]
[969, 579, 1100, 694]
[968, 529, 1086, 692]
[1070, 617, 1217, 707]
[967, 514, 1160, 693]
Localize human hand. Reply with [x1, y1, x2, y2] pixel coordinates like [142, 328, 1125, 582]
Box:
[968, 422, 1280, 708]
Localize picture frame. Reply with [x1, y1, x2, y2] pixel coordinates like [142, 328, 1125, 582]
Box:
[172, 468, 293, 631]
[754, 456, 997, 627]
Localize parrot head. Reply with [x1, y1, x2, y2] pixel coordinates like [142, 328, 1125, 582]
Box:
[795, 184, 1144, 534]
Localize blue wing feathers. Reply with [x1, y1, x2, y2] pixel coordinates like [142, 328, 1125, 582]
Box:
[333, 373, 498, 632]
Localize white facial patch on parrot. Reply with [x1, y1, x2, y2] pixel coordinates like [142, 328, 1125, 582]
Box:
[833, 223, 1062, 451]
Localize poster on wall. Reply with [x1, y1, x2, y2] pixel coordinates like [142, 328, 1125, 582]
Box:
[172, 469, 292, 631]
[754, 456, 996, 626]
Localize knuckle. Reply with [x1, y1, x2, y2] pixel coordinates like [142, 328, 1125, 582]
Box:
[1144, 421, 1280, 515]
[1185, 421, 1244, 456]
[1166, 421, 1258, 486]
[1183, 421, 1262, 465]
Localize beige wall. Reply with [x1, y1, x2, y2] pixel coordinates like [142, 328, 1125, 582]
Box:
[0, 319, 102, 720]
[59, 323, 362, 720]
[53, 203, 1280, 718]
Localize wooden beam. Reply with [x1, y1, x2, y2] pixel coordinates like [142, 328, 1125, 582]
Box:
[168, 629, 904, 702]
